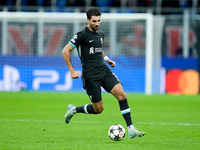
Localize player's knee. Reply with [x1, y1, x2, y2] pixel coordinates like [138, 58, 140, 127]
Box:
[121, 91, 127, 99]
[116, 91, 127, 100]
[111, 84, 127, 100]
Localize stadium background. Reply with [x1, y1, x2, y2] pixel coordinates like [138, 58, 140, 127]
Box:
[0, 1, 200, 150]
[0, 0, 200, 95]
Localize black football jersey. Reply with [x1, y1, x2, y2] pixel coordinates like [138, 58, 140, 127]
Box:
[69, 26, 108, 79]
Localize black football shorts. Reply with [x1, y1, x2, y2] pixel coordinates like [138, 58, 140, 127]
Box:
[82, 69, 121, 103]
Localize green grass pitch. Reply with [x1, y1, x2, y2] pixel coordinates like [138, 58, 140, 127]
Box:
[0, 92, 200, 150]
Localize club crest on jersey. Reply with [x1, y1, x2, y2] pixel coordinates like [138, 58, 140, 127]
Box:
[89, 47, 94, 54]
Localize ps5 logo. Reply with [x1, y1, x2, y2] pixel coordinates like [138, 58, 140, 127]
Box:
[32, 70, 73, 91]
[0, 65, 79, 91]
[0, 65, 27, 91]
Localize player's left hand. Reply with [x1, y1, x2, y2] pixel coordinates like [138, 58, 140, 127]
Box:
[107, 59, 115, 67]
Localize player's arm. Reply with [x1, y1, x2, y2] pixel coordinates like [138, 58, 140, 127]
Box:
[102, 52, 115, 68]
[62, 43, 81, 79]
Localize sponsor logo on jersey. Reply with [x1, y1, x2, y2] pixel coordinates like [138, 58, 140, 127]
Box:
[71, 34, 78, 43]
[95, 48, 102, 53]
[89, 47, 102, 54]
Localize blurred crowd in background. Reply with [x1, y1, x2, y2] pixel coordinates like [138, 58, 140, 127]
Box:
[0, 0, 200, 14]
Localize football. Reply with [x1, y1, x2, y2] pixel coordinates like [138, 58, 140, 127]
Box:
[108, 124, 126, 141]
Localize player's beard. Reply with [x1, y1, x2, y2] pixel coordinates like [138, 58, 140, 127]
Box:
[90, 24, 99, 32]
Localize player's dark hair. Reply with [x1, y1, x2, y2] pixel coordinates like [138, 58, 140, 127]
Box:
[86, 7, 102, 20]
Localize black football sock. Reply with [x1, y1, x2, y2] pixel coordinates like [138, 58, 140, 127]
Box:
[76, 104, 97, 114]
[118, 99, 133, 127]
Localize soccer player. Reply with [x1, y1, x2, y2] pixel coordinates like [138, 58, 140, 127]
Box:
[62, 7, 145, 138]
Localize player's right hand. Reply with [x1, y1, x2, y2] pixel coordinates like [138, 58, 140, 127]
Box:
[70, 70, 81, 79]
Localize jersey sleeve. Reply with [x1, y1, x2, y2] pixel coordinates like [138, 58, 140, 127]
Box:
[69, 31, 84, 48]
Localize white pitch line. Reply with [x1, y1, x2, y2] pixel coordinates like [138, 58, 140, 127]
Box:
[0, 119, 61, 123]
[0, 119, 200, 126]
[137, 122, 200, 126]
